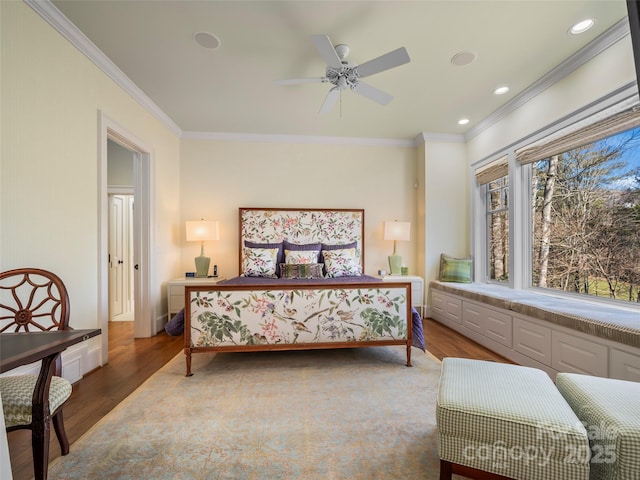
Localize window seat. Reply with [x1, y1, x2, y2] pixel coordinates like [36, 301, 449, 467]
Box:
[430, 281, 640, 348]
[430, 281, 640, 381]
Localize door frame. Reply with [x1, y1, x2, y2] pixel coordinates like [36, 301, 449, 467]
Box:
[98, 111, 155, 364]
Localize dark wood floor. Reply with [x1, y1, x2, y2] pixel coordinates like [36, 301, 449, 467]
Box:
[6, 321, 184, 480]
[6, 318, 511, 480]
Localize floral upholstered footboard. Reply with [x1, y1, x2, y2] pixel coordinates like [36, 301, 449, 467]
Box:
[183, 281, 414, 375]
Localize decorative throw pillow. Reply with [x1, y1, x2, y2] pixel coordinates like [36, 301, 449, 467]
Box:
[279, 263, 324, 279]
[439, 254, 473, 283]
[320, 241, 358, 274]
[322, 248, 362, 278]
[283, 239, 321, 251]
[241, 247, 279, 278]
[245, 240, 284, 276]
[284, 249, 320, 264]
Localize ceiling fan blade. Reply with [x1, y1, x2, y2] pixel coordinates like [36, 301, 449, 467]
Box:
[353, 82, 394, 105]
[355, 47, 410, 78]
[275, 77, 327, 86]
[319, 88, 340, 114]
[311, 34, 343, 69]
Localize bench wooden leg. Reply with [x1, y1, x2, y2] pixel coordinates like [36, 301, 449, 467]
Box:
[441, 459, 517, 480]
[439, 459, 453, 480]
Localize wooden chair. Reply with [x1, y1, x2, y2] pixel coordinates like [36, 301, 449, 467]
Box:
[0, 268, 73, 479]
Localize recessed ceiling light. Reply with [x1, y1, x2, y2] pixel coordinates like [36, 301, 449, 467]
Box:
[494, 86, 510, 95]
[458, 118, 470, 125]
[451, 51, 477, 67]
[569, 19, 595, 35]
[194, 31, 221, 49]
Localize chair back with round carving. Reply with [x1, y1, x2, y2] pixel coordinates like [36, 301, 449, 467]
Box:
[0, 268, 70, 333]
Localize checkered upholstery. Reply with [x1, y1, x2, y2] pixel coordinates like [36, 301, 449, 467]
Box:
[556, 373, 640, 480]
[0, 375, 72, 428]
[437, 358, 590, 480]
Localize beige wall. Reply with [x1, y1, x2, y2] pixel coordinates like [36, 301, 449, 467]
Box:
[413, 137, 470, 286]
[107, 140, 135, 187]
[1, 2, 181, 330]
[180, 138, 420, 278]
[467, 35, 636, 163]
[423, 140, 469, 281]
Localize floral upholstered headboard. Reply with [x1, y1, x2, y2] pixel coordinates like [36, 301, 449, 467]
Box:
[239, 208, 365, 275]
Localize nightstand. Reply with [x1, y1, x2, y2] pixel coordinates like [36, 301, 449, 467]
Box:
[381, 275, 424, 314]
[167, 277, 223, 317]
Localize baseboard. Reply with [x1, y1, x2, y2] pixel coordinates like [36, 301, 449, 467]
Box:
[154, 313, 168, 334]
[0, 338, 103, 384]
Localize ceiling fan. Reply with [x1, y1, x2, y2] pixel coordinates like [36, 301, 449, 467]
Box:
[275, 35, 410, 114]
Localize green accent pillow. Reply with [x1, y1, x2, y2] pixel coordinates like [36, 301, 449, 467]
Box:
[279, 263, 324, 279]
[439, 254, 473, 283]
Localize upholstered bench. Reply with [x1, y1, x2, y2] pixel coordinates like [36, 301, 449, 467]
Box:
[437, 358, 590, 480]
[556, 373, 640, 480]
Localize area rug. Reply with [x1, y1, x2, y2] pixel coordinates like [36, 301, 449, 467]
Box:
[49, 347, 446, 479]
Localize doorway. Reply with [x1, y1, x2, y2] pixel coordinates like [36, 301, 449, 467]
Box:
[99, 111, 155, 365]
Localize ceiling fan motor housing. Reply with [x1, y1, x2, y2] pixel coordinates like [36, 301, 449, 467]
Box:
[326, 64, 359, 90]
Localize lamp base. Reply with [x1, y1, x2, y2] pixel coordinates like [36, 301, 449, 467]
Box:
[194, 255, 210, 278]
[388, 254, 403, 276]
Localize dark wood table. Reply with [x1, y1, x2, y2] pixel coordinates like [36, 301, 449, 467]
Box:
[1, 329, 101, 480]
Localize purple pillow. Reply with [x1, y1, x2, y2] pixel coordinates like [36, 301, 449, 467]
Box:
[283, 240, 322, 265]
[245, 240, 284, 276]
[283, 239, 322, 251]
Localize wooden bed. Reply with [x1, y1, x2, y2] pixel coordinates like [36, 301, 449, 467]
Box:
[183, 208, 422, 375]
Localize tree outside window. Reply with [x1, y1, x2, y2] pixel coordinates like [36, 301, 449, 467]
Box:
[487, 176, 509, 282]
[531, 128, 640, 303]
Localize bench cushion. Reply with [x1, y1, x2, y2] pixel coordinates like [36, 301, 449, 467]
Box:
[556, 373, 640, 480]
[430, 281, 640, 348]
[437, 358, 590, 480]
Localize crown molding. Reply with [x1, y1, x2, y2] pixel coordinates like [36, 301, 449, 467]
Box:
[25, 0, 183, 137]
[466, 18, 631, 141]
[26, 0, 630, 147]
[182, 131, 416, 147]
[415, 132, 466, 145]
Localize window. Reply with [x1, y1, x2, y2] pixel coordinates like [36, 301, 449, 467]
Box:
[530, 128, 640, 302]
[486, 176, 509, 282]
[476, 156, 509, 283]
[474, 98, 640, 306]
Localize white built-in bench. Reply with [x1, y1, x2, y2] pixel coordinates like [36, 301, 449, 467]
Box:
[430, 281, 640, 381]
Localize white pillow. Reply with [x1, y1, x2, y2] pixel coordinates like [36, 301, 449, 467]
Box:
[242, 247, 279, 278]
[321, 248, 362, 278]
[284, 249, 320, 264]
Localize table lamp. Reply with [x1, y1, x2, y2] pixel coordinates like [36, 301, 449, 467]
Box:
[384, 221, 410, 275]
[186, 220, 219, 277]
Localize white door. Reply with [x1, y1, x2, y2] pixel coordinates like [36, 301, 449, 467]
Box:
[108, 194, 125, 320]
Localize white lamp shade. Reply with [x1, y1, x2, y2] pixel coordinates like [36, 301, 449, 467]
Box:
[384, 221, 411, 241]
[186, 220, 219, 242]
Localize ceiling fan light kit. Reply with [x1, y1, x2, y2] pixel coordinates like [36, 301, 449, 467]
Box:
[276, 34, 410, 114]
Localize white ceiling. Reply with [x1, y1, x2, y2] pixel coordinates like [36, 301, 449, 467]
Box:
[50, 0, 630, 141]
